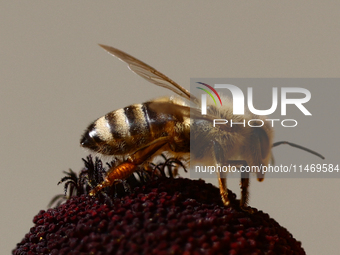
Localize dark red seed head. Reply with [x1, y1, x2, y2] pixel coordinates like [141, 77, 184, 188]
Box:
[13, 177, 305, 255]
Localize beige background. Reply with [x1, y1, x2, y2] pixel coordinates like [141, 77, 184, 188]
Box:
[1, 2, 339, 254]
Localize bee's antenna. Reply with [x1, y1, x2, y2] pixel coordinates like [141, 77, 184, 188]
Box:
[272, 141, 325, 160]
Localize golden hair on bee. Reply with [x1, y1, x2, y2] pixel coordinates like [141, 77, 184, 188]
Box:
[81, 44, 324, 212]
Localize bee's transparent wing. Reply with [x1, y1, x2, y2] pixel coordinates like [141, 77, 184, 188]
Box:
[147, 101, 218, 125]
[99, 44, 199, 106]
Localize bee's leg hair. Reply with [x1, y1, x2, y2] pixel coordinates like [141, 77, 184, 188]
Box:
[212, 141, 230, 206]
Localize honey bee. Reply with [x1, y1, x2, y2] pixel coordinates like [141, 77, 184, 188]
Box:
[81, 44, 324, 210]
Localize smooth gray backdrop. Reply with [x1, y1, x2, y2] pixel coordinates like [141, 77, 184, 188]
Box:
[1, 2, 339, 254]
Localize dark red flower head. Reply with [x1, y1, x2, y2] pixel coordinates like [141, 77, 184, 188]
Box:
[13, 156, 305, 255]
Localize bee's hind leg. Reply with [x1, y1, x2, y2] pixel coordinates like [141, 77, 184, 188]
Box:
[89, 137, 169, 196]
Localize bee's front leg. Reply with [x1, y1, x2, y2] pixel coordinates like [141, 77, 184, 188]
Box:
[225, 160, 254, 213]
[211, 141, 230, 207]
[240, 171, 252, 212]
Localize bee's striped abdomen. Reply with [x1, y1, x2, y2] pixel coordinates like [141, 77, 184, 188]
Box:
[81, 101, 179, 156]
[122, 104, 151, 137]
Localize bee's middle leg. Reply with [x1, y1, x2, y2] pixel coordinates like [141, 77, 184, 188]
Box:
[217, 176, 230, 206]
